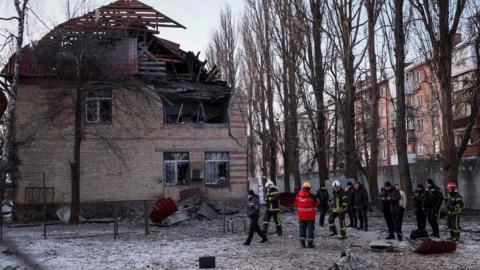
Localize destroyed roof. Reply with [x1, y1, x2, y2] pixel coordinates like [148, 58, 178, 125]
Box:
[46, 0, 185, 37]
[153, 79, 230, 102]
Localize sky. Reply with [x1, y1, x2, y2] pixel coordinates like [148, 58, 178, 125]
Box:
[0, 0, 245, 59]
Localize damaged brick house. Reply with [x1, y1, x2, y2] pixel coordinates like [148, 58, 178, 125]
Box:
[1, 0, 248, 215]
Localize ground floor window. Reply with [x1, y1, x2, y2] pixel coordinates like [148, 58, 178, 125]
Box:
[204, 152, 229, 186]
[164, 152, 190, 185]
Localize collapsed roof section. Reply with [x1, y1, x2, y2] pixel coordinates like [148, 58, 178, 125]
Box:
[1, 0, 226, 98]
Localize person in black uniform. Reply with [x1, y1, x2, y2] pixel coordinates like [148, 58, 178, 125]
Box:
[445, 182, 463, 241]
[353, 182, 369, 231]
[412, 184, 427, 232]
[263, 180, 283, 236]
[316, 183, 329, 227]
[425, 178, 443, 238]
[244, 190, 267, 245]
[380, 181, 402, 241]
[345, 182, 356, 228]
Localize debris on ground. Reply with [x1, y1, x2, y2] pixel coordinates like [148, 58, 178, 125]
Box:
[150, 197, 178, 223]
[414, 239, 456, 254]
[164, 211, 190, 226]
[329, 252, 375, 270]
[2, 249, 17, 255]
[56, 205, 71, 224]
[369, 240, 396, 252]
[196, 202, 218, 220]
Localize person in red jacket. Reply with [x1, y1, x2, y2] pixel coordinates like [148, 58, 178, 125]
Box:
[295, 181, 320, 248]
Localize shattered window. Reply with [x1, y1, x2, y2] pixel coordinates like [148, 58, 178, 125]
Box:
[164, 101, 228, 124]
[164, 152, 190, 185]
[85, 89, 112, 124]
[204, 152, 229, 186]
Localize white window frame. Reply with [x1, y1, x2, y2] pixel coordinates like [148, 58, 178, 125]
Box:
[204, 152, 230, 186]
[164, 152, 190, 186]
[85, 90, 112, 124]
[417, 118, 423, 132]
[418, 144, 425, 156]
[416, 96, 422, 108]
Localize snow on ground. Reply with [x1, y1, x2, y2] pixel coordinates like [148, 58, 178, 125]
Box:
[1, 210, 480, 270]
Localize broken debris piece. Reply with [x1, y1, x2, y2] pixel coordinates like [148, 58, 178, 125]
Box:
[197, 202, 218, 220]
[164, 211, 190, 226]
[329, 253, 375, 270]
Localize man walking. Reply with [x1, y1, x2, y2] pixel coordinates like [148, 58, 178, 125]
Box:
[329, 181, 348, 239]
[316, 183, 329, 227]
[243, 190, 267, 245]
[445, 182, 463, 241]
[425, 178, 443, 238]
[412, 184, 427, 233]
[395, 184, 407, 232]
[295, 182, 319, 248]
[354, 182, 369, 231]
[263, 180, 282, 236]
[380, 181, 402, 241]
[345, 182, 356, 228]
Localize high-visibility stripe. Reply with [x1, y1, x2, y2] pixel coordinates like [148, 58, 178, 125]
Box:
[297, 208, 316, 212]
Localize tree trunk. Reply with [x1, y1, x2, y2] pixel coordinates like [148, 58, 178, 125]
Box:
[69, 78, 83, 225]
[310, 0, 328, 186]
[394, 0, 413, 203]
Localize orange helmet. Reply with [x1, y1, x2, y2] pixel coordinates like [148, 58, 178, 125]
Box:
[447, 182, 457, 190]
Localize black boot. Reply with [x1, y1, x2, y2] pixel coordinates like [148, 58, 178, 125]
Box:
[262, 224, 268, 235]
[260, 236, 268, 243]
[243, 240, 251, 246]
[386, 233, 395, 240]
[329, 225, 338, 236]
[448, 231, 455, 241]
[300, 240, 306, 248]
[308, 241, 315, 248]
[276, 225, 283, 236]
[397, 233, 403, 241]
[357, 223, 363, 230]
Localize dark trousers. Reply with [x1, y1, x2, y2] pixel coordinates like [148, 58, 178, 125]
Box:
[384, 208, 401, 236]
[245, 216, 266, 244]
[415, 209, 427, 231]
[398, 207, 405, 232]
[356, 208, 368, 229]
[447, 214, 461, 240]
[347, 207, 357, 227]
[427, 209, 440, 237]
[329, 212, 346, 237]
[299, 220, 315, 243]
[319, 207, 328, 227]
[263, 210, 282, 235]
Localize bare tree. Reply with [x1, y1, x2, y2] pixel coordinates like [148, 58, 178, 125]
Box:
[410, 0, 467, 186]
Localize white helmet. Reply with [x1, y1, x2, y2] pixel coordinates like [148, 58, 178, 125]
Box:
[332, 180, 341, 188]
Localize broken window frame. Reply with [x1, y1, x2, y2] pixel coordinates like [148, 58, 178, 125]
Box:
[164, 152, 190, 186]
[85, 89, 112, 124]
[163, 100, 228, 124]
[204, 152, 230, 187]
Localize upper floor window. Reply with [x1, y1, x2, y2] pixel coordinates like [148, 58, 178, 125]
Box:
[416, 96, 423, 108]
[204, 152, 230, 186]
[164, 152, 190, 185]
[417, 118, 424, 132]
[164, 101, 228, 124]
[86, 89, 112, 124]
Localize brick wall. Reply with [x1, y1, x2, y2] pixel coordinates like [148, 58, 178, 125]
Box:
[14, 79, 248, 205]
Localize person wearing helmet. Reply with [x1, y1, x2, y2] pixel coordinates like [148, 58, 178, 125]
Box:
[295, 181, 319, 248]
[328, 180, 348, 239]
[425, 178, 444, 238]
[262, 180, 283, 236]
[445, 182, 463, 241]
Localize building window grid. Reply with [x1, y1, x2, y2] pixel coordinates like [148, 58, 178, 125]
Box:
[204, 152, 230, 186]
[85, 89, 112, 124]
[164, 152, 190, 186]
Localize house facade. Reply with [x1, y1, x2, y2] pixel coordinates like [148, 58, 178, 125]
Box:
[3, 0, 248, 208]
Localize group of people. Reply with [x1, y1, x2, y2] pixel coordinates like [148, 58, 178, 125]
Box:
[244, 179, 370, 247]
[245, 177, 465, 247]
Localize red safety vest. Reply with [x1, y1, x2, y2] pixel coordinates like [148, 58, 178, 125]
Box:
[295, 190, 320, 221]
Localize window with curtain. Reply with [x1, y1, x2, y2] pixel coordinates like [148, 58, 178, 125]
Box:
[204, 152, 229, 186]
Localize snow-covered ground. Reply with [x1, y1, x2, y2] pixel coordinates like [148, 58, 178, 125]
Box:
[1, 210, 480, 270]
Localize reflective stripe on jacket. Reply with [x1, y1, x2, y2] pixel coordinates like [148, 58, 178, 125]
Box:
[445, 192, 463, 215]
[332, 188, 348, 213]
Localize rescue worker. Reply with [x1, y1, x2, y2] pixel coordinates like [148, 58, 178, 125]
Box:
[244, 190, 268, 245]
[380, 181, 402, 240]
[345, 182, 356, 228]
[445, 182, 463, 241]
[316, 183, 329, 227]
[262, 180, 283, 236]
[425, 178, 443, 238]
[295, 181, 319, 248]
[395, 184, 407, 232]
[353, 182, 369, 231]
[328, 180, 348, 239]
[412, 184, 427, 232]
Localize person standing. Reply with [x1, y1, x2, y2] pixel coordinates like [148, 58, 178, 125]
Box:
[425, 178, 443, 238]
[262, 180, 283, 236]
[243, 190, 268, 245]
[380, 181, 402, 241]
[395, 184, 407, 232]
[412, 184, 427, 232]
[328, 181, 348, 239]
[316, 183, 329, 227]
[345, 182, 356, 228]
[445, 182, 463, 241]
[353, 182, 369, 231]
[295, 181, 319, 248]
